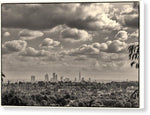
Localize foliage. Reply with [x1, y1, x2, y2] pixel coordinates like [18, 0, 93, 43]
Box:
[128, 44, 139, 68]
[2, 81, 139, 107]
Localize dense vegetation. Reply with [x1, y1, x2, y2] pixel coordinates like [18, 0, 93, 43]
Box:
[2, 81, 139, 107]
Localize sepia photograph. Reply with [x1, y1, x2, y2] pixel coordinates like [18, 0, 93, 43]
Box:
[1, 1, 141, 108]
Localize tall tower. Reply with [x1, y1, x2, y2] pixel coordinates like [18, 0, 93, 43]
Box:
[60, 76, 63, 81]
[53, 73, 55, 82]
[55, 74, 58, 82]
[45, 74, 49, 81]
[79, 72, 81, 81]
[31, 75, 35, 82]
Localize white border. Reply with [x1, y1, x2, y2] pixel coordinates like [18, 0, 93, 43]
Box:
[0, 0, 144, 110]
[139, 0, 144, 109]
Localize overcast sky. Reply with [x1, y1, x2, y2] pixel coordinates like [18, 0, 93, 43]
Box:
[2, 2, 139, 82]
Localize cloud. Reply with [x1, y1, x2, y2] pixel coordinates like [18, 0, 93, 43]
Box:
[122, 15, 139, 28]
[120, 5, 135, 15]
[99, 52, 127, 62]
[74, 55, 88, 61]
[106, 40, 112, 45]
[19, 47, 49, 57]
[39, 38, 61, 49]
[19, 29, 44, 40]
[3, 32, 10, 37]
[129, 29, 138, 38]
[86, 14, 121, 30]
[62, 44, 100, 58]
[2, 3, 121, 31]
[109, 2, 139, 29]
[102, 61, 125, 70]
[42, 54, 62, 62]
[61, 42, 108, 59]
[92, 42, 108, 51]
[114, 30, 128, 41]
[116, 4, 139, 28]
[2, 40, 27, 54]
[44, 25, 92, 43]
[107, 40, 127, 53]
[61, 26, 92, 42]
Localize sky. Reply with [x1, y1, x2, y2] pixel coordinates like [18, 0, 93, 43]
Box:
[1, 2, 139, 82]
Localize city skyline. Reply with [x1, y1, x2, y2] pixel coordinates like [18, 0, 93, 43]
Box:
[2, 2, 139, 82]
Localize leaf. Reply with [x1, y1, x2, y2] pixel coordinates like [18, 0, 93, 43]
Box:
[136, 63, 139, 68]
[132, 54, 135, 60]
[129, 54, 132, 59]
[131, 61, 135, 67]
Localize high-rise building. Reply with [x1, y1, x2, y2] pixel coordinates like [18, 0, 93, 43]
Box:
[31, 75, 35, 82]
[52, 73, 58, 82]
[81, 77, 84, 82]
[74, 77, 77, 82]
[89, 77, 91, 82]
[79, 72, 81, 81]
[45, 74, 49, 81]
[52, 73, 55, 82]
[55, 74, 58, 82]
[60, 76, 63, 81]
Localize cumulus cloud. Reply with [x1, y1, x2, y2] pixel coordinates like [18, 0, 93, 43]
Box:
[107, 40, 127, 53]
[61, 27, 92, 42]
[106, 40, 112, 45]
[2, 40, 27, 54]
[114, 30, 128, 41]
[61, 42, 109, 59]
[19, 29, 44, 40]
[61, 44, 100, 58]
[39, 38, 60, 49]
[3, 32, 10, 37]
[45, 25, 92, 43]
[19, 47, 49, 57]
[92, 42, 108, 51]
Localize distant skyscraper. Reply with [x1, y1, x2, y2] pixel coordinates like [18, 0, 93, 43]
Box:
[52, 73, 55, 82]
[55, 74, 58, 82]
[79, 72, 81, 81]
[45, 74, 49, 81]
[60, 76, 63, 81]
[89, 77, 91, 82]
[52, 73, 58, 82]
[81, 77, 84, 82]
[74, 77, 77, 82]
[31, 75, 35, 82]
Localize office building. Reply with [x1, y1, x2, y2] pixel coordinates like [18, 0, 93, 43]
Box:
[31, 75, 35, 82]
[45, 74, 49, 81]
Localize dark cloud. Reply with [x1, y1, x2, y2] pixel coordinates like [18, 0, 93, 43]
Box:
[2, 3, 120, 31]
[123, 15, 139, 28]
